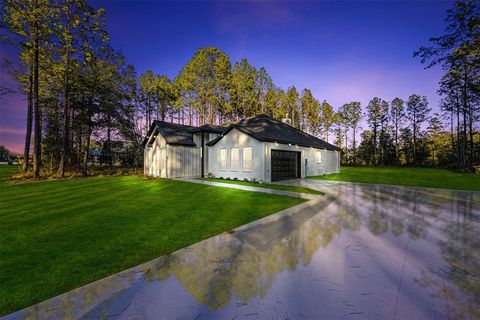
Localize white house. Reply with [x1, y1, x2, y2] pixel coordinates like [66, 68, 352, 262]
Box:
[143, 114, 341, 182]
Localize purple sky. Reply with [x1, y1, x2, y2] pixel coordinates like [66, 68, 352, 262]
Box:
[0, 1, 451, 153]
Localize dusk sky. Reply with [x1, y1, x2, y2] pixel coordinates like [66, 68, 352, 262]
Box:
[0, 1, 452, 153]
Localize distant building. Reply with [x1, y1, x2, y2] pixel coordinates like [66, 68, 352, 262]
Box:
[88, 141, 136, 166]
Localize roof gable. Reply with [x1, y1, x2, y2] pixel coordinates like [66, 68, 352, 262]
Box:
[207, 114, 341, 151]
[143, 121, 197, 147]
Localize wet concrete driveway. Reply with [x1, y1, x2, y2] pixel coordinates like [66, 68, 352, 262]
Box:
[4, 181, 480, 319]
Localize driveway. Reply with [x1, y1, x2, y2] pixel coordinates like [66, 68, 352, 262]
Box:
[4, 181, 480, 319]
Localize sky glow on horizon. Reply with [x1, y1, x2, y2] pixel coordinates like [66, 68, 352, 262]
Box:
[0, 1, 452, 153]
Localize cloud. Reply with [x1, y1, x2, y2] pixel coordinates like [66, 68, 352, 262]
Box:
[0, 127, 24, 135]
[0, 127, 24, 154]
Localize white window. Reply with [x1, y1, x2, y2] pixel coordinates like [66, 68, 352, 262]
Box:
[316, 150, 322, 164]
[219, 148, 227, 169]
[231, 148, 239, 170]
[243, 147, 252, 171]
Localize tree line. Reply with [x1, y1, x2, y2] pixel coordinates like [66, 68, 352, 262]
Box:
[415, 0, 479, 168]
[1, 0, 478, 180]
[2, 0, 140, 178]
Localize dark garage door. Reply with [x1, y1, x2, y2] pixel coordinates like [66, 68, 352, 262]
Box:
[271, 150, 300, 182]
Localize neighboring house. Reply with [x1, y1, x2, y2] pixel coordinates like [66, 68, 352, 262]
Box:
[88, 141, 136, 166]
[143, 114, 341, 182]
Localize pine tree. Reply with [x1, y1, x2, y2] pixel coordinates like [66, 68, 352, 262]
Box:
[390, 98, 405, 165]
[427, 114, 444, 165]
[341, 102, 362, 165]
[176, 47, 231, 125]
[406, 94, 431, 165]
[366, 97, 383, 166]
[320, 101, 334, 143]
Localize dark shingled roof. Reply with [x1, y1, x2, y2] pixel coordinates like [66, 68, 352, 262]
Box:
[143, 121, 229, 147]
[143, 121, 197, 147]
[207, 114, 341, 151]
[188, 124, 226, 134]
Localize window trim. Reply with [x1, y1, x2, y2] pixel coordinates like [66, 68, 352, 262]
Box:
[230, 147, 240, 171]
[243, 146, 253, 172]
[316, 150, 322, 164]
[219, 148, 227, 170]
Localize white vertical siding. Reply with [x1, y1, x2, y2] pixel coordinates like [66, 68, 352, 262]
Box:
[144, 134, 168, 177]
[144, 134, 200, 178]
[167, 145, 201, 178]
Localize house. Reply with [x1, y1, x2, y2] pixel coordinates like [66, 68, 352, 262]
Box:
[88, 140, 137, 166]
[143, 114, 341, 182]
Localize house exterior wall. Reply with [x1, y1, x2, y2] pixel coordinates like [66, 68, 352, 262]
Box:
[167, 145, 201, 178]
[263, 142, 340, 182]
[203, 133, 218, 178]
[144, 128, 340, 181]
[144, 134, 167, 177]
[207, 129, 266, 181]
[144, 134, 201, 178]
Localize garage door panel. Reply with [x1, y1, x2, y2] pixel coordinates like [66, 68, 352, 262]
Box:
[271, 150, 300, 181]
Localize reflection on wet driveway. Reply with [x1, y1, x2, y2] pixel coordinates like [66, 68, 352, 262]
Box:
[4, 181, 480, 320]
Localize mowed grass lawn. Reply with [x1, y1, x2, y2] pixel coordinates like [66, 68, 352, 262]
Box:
[0, 166, 304, 315]
[311, 166, 480, 191]
[201, 178, 324, 195]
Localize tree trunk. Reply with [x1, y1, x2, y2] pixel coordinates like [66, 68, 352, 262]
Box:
[107, 115, 111, 167]
[70, 109, 75, 164]
[208, 102, 214, 125]
[352, 126, 357, 166]
[413, 110, 417, 166]
[82, 98, 93, 176]
[344, 127, 348, 153]
[77, 127, 82, 169]
[456, 97, 461, 166]
[462, 101, 467, 167]
[189, 106, 192, 125]
[372, 125, 377, 166]
[33, 18, 41, 179]
[468, 102, 474, 167]
[83, 126, 91, 177]
[394, 122, 399, 165]
[432, 141, 436, 166]
[60, 40, 70, 178]
[450, 109, 455, 164]
[146, 100, 151, 132]
[462, 65, 468, 167]
[23, 59, 33, 172]
[380, 127, 384, 166]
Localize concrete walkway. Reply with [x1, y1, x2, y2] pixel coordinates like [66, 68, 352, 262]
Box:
[180, 178, 320, 200]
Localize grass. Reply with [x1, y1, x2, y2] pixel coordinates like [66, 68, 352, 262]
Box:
[201, 178, 324, 195]
[0, 166, 304, 315]
[310, 166, 480, 191]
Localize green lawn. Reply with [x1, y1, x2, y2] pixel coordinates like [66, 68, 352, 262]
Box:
[310, 166, 480, 191]
[0, 166, 304, 315]
[201, 178, 324, 195]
